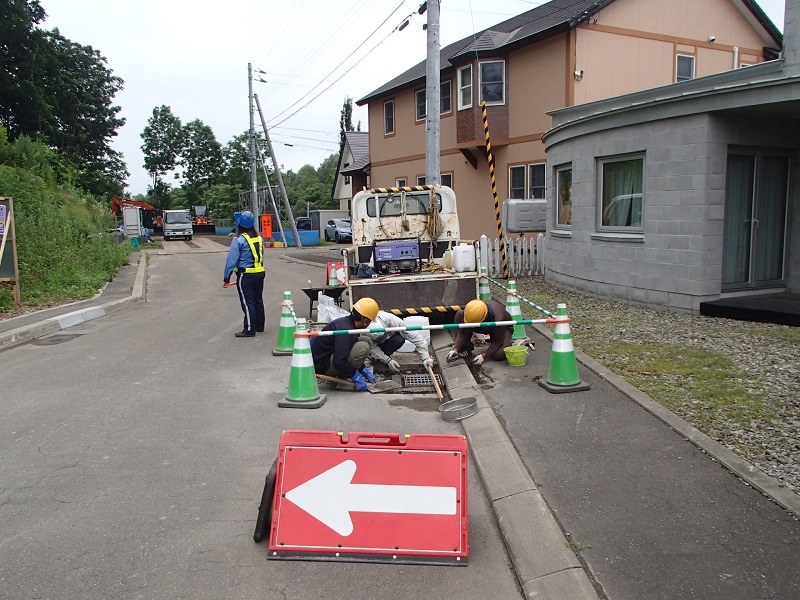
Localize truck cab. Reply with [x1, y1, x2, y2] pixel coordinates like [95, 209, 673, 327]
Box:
[162, 209, 193, 241]
[343, 185, 479, 322]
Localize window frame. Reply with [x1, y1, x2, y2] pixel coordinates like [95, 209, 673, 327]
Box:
[395, 178, 407, 188]
[441, 172, 453, 188]
[479, 60, 505, 106]
[508, 165, 526, 199]
[555, 164, 573, 229]
[529, 163, 545, 200]
[416, 176, 426, 186]
[384, 99, 395, 136]
[597, 154, 645, 233]
[440, 79, 452, 115]
[676, 54, 695, 83]
[415, 89, 426, 122]
[457, 65, 473, 110]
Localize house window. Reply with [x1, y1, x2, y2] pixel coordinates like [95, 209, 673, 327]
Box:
[396, 178, 406, 188]
[529, 163, 545, 199]
[509, 165, 526, 199]
[417, 176, 426, 186]
[458, 65, 472, 110]
[441, 80, 452, 114]
[599, 155, 644, 230]
[676, 55, 695, 82]
[480, 60, 505, 105]
[556, 165, 573, 228]
[508, 163, 546, 200]
[415, 89, 426, 122]
[441, 172, 453, 188]
[384, 100, 395, 135]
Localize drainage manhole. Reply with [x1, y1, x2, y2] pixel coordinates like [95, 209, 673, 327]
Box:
[33, 334, 82, 346]
[402, 373, 443, 391]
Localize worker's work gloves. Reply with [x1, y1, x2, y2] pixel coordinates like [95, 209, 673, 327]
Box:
[422, 358, 434, 370]
[350, 370, 368, 391]
[359, 366, 378, 384]
[386, 359, 402, 373]
[471, 353, 486, 366]
[445, 349, 470, 364]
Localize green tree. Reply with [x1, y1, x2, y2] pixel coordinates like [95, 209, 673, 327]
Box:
[339, 96, 353, 148]
[1, 2, 127, 197]
[141, 105, 183, 196]
[221, 131, 270, 190]
[0, 1, 48, 138]
[178, 119, 222, 203]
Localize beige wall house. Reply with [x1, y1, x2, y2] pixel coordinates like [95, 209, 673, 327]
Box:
[356, 0, 781, 241]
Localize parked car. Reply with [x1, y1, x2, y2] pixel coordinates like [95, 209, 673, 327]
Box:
[324, 218, 352, 243]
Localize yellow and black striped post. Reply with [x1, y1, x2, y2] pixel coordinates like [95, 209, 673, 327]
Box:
[481, 100, 508, 278]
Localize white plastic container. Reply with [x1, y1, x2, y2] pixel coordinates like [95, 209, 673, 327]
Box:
[453, 244, 476, 273]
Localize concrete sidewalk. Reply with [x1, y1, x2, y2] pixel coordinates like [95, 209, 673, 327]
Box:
[0, 253, 146, 352]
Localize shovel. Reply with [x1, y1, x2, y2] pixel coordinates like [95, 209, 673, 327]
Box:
[316, 373, 402, 393]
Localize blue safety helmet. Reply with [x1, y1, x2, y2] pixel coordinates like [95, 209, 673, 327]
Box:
[235, 210, 255, 228]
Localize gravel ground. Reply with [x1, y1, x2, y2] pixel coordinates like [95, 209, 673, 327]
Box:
[513, 277, 800, 496]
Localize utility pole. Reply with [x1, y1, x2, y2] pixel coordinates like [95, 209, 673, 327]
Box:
[247, 63, 259, 224]
[254, 94, 302, 248]
[425, 0, 441, 185]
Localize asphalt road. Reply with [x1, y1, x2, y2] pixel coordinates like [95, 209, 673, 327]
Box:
[0, 249, 523, 600]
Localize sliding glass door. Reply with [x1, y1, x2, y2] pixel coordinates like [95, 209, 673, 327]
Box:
[723, 150, 789, 290]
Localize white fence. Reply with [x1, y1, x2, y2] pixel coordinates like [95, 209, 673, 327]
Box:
[479, 234, 546, 279]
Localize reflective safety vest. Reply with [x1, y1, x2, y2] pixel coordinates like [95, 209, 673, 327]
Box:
[238, 233, 265, 274]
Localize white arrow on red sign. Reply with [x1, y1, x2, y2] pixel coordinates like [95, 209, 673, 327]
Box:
[285, 459, 457, 536]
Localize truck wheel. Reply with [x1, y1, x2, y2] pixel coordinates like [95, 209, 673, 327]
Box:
[253, 459, 278, 543]
[188, 236, 192, 241]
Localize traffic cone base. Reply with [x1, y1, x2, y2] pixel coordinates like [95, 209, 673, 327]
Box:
[279, 318, 327, 409]
[539, 303, 590, 394]
[273, 290, 295, 356]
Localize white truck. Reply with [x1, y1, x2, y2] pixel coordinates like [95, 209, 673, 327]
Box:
[341, 185, 480, 323]
[162, 209, 193, 241]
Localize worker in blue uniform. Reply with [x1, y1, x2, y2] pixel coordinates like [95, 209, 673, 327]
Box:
[311, 297, 380, 391]
[223, 211, 265, 337]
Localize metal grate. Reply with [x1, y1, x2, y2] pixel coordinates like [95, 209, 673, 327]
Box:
[403, 373, 443, 388]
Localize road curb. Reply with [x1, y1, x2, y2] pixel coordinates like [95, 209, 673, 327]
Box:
[432, 331, 601, 600]
[0, 254, 147, 353]
[530, 323, 800, 519]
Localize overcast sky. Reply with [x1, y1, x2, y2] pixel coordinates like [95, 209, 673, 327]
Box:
[42, 0, 786, 196]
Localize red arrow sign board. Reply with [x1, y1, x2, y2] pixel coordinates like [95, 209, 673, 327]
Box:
[267, 430, 468, 565]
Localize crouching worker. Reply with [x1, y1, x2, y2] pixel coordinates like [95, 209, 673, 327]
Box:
[312, 297, 380, 391]
[446, 299, 513, 366]
[367, 310, 434, 373]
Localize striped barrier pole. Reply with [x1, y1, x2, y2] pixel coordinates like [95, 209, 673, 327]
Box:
[481, 100, 508, 278]
[295, 317, 568, 338]
[486, 277, 556, 319]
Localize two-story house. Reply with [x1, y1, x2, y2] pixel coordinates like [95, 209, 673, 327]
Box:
[355, 0, 781, 241]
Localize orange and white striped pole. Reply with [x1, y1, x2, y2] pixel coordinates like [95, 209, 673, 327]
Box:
[481, 100, 508, 278]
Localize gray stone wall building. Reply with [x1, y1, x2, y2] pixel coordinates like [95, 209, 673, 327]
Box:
[542, 0, 800, 314]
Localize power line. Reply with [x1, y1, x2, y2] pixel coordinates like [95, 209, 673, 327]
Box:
[267, 3, 417, 128]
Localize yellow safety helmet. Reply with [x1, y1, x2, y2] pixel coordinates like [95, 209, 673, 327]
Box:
[353, 297, 379, 322]
[464, 299, 488, 323]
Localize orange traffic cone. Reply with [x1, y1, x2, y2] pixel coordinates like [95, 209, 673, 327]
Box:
[278, 318, 327, 409]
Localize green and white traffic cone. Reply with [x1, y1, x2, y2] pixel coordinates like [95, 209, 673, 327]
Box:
[272, 290, 296, 356]
[506, 280, 527, 340]
[328, 263, 337, 287]
[538, 303, 590, 394]
[278, 318, 327, 409]
[479, 266, 492, 301]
